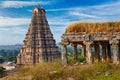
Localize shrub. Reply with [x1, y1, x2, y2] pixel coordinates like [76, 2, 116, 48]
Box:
[67, 55, 74, 64]
[0, 66, 6, 77]
[78, 55, 86, 62]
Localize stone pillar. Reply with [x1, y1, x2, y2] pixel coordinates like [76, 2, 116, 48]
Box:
[84, 41, 93, 64]
[118, 43, 120, 61]
[80, 45, 86, 57]
[61, 44, 68, 65]
[94, 42, 100, 63]
[83, 45, 86, 57]
[107, 44, 112, 62]
[72, 43, 78, 63]
[101, 43, 107, 62]
[110, 39, 119, 64]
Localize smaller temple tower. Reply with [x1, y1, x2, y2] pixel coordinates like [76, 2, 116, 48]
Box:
[17, 6, 60, 65]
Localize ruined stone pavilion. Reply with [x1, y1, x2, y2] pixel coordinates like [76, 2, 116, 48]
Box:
[61, 22, 120, 65]
[17, 6, 60, 65]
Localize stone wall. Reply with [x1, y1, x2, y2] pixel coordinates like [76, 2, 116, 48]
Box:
[61, 32, 120, 65]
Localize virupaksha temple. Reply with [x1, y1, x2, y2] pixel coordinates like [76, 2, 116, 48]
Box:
[60, 22, 120, 65]
[17, 6, 60, 65]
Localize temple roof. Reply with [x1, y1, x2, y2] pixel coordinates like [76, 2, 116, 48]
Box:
[32, 5, 45, 13]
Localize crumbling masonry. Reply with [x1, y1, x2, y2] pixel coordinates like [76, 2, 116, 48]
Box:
[61, 32, 120, 65]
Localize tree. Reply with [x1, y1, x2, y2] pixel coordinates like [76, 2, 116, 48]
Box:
[0, 66, 6, 77]
[0, 58, 4, 63]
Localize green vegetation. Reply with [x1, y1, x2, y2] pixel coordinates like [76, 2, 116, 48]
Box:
[0, 49, 19, 63]
[0, 66, 6, 78]
[67, 47, 86, 64]
[66, 21, 120, 34]
[0, 49, 19, 57]
[2, 61, 120, 80]
[68, 54, 86, 64]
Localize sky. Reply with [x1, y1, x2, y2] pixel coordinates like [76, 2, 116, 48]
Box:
[0, 0, 120, 45]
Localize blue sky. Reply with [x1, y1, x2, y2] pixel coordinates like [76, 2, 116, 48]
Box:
[0, 0, 120, 45]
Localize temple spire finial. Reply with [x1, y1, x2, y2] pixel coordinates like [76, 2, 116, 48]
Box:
[34, 0, 41, 8]
[38, 2, 41, 8]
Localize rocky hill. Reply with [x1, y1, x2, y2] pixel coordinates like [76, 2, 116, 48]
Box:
[0, 44, 21, 50]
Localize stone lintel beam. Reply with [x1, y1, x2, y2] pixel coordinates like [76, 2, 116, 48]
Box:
[62, 36, 69, 42]
[61, 44, 68, 65]
[71, 43, 78, 63]
[59, 42, 69, 46]
[83, 41, 93, 64]
[94, 42, 100, 63]
[110, 39, 119, 64]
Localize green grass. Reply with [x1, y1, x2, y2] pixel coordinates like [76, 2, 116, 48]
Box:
[2, 61, 120, 80]
[67, 54, 86, 64]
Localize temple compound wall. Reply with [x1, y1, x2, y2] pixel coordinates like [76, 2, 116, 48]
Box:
[61, 32, 120, 65]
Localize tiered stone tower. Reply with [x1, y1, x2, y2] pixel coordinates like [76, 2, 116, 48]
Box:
[17, 6, 60, 65]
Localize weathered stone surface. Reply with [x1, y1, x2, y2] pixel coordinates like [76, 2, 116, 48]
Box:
[61, 31, 120, 65]
[17, 6, 60, 65]
[101, 43, 107, 62]
[110, 39, 119, 64]
[83, 41, 93, 64]
[71, 43, 78, 63]
[61, 44, 68, 65]
[94, 42, 100, 62]
[79, 45, 86, 57]
[62, 32, 120, 43]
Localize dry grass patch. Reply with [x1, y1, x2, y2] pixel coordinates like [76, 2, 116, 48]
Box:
[2, 61, 120, 80]
[66, 21, 120, 34]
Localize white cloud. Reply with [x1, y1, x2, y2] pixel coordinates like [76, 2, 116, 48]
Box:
[45, 1, 120, 21]
[0, 16, 30, 26]
[88, 1, 120, 15]
[0, 1, 51, 8]
[48, 17, 72, 26]
[0, 26, 28, 45]
[64, 1, 120, 22]
[0, 27, 27, 34]
[46, 7, 85, 12]
[70, 12, 101, 19]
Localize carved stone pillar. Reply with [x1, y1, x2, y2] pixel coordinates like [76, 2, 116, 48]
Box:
[94, 42, 100, 63]
[72, 43, 78, 63]
[101, 43, 107, 62]
[107, 44, 112, 62]
[118, 43, 120, 61]
[80, 45, 86, 57]
[84, 41, 93, 64]
[61, 44, 68, 65]
[110, 39, 119, 64]
[83, 45, 86, 57]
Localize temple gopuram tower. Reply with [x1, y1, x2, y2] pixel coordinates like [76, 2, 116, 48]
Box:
[17, 6, 60, 65]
